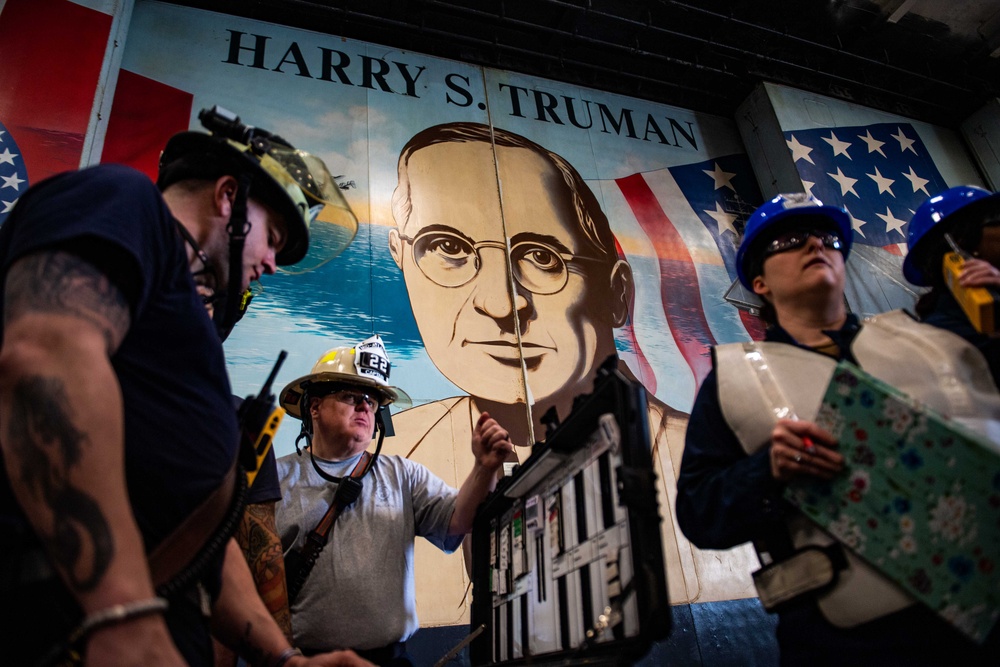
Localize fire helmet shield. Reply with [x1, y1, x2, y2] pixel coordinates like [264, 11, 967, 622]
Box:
[355, 335, 393, 386]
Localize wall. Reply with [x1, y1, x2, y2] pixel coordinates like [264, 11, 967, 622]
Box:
[0, 0, 991, 663]
[105, 0, 774, 633]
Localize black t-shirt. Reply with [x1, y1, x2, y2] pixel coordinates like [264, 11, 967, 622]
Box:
[0, 166, 239, 663]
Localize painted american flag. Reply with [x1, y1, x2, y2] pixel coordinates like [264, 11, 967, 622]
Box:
[608, 125, 947, 412]
[0, 0, 114, 182]
[602, 153, 764, 412]
[0, 121, 28, 226]
[785, 122, 949, 248]
[785, 122, 942, 315]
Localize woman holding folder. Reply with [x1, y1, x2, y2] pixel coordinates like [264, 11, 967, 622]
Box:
[676, 193, 997, 666]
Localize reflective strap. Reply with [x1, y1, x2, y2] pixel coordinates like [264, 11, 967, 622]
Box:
[741, 341, 800, 422]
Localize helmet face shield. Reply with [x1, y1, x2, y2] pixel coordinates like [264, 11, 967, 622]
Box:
[248, 143, 359, 271]
[159, 106, 360, 267]
[158, 106, 363, 336]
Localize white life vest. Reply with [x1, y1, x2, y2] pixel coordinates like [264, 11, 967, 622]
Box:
[715, 310, 1000, 628]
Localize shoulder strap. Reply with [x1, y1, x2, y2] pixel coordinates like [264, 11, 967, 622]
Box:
[286, 451, 372, 603]
[309, 450, 372, 542]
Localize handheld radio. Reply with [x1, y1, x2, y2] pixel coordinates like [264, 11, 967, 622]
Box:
[941, 233, 1000, 336]
[239, 351, 288, 488]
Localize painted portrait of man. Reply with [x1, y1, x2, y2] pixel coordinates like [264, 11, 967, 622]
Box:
[382, 122, 757, 617]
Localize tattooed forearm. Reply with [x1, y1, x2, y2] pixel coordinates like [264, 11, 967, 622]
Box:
[4, 251, 130, 354]
[236, 502, 292, 638]
[7, 375, 113, 591]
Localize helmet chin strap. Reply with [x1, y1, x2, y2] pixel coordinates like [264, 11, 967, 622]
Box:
[215, 174, 252, 341]
[175, 175, 253, 342]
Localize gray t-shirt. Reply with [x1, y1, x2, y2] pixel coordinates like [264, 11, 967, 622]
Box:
[276, 450, 462, 651]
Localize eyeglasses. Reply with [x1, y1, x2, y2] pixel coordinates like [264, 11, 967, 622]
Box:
[398, 229, 607, 295]
[763, 228, 843, 258]
[329, 390, 378, 410]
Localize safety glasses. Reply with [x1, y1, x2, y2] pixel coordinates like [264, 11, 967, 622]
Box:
[329, 390, 378, 410]
[763, 228, 843, 258]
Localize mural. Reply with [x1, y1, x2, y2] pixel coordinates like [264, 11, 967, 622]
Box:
[377, 121, 757, 616]
[0, 0, 116, 222]
[94, 0, 984, 632]
[758, 82, 986, 317]
[100, 0, 779, 625]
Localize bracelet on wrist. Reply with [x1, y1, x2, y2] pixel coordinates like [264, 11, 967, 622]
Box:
[73, 597, 169, 641]
[270, 647, 303, 667]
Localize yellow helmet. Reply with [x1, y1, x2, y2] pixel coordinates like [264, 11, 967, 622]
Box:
[280, 335, 411, 419]
[157, 106, 358, 268]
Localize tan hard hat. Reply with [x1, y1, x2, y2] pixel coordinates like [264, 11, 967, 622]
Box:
[279, 335, 410, 419]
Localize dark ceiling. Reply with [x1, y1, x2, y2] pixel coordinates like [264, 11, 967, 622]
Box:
[165, 0, 1000, 127]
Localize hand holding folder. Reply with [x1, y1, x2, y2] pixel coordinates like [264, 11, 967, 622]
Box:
[786, 361, 1000, 643]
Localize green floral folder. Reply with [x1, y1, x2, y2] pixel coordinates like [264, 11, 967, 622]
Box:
[785, 361, 1000, 643]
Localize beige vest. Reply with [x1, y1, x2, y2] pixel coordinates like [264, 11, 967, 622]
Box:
[716, 310, 1000, 627]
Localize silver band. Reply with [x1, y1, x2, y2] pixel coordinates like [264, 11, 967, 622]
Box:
[76, 597, 169, 639]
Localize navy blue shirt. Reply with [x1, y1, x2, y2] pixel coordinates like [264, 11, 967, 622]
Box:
[0, 165, 238, 665]
[676, 315, 861, 549]
[231, 395, 281, 504]
[247, 447, 282, 504]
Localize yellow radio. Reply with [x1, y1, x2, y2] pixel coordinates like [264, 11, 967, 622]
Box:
[942, 234, 1000, 336]
[239, 351, 288, 488]
[246, 405, 285, 488]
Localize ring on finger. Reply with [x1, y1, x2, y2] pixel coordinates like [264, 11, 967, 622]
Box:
[794, 453, 803, 463]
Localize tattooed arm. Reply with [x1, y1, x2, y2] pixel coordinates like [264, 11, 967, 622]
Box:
[213, 502, 292, 665]
[211, 539, 375, 667]
[0, 251, 186, 666]
[237, 502, 293, 638]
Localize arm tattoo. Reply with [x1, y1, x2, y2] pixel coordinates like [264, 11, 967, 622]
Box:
[4, 251, 130, 354]
[7, 376, 113, 591]
[236, 502, 293, 639]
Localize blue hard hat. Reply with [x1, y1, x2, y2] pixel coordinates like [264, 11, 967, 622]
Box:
[902, 185, 1000, 286]
[736, 193, 852, 289]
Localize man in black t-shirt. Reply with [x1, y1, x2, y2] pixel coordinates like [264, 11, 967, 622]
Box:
[0, 108, 369, 667]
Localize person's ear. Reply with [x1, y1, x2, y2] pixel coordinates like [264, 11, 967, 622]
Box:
[388, 229, 404, 270]
[752, 273, 771, 301]
[309, 396, 322, 418]
[213, 175, 239, 217]
[609, 260, 634, 328]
